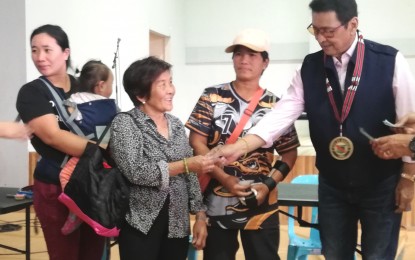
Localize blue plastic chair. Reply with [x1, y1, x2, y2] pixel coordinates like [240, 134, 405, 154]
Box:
[187, 235, 198, 260]
[287, 174, 321, 260]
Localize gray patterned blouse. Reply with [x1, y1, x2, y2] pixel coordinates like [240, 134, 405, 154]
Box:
[109, 108, 206, 238]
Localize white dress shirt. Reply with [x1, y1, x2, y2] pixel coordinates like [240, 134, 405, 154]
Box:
[249, 34, 415, 163]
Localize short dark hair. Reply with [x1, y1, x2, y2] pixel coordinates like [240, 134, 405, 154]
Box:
[232, 45, 269, 61]
[79, 60, 111, 93]
[30, 24, 71, 69]
[123, 56, 172, 107]
[309, 0, 358, 24]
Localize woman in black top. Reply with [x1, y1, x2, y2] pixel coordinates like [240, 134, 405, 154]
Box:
[16, 24, 105, 260]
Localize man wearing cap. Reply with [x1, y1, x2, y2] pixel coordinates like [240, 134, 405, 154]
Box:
[185, 28, 299, 260]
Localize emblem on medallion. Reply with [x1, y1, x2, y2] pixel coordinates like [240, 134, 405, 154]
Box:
[329, 136, 354, 160]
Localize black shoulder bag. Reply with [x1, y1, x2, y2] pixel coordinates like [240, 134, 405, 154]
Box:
[57, 115, 131, 237]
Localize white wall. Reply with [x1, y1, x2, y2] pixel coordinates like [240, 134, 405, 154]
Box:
[1, 0, 415, 186]
[0, 0, 29, 187]
[25, 0, 153, 109]
[182, 0, 415, 111]
[21, 0, 415, 124]
[1, 0, 186, 186]
[180, 0, 309, 118]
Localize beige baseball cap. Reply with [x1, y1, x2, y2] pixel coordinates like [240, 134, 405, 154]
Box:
[225, 28, 271, 53]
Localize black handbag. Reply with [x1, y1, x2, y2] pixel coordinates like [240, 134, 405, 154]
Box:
[58, 138, 130, 237]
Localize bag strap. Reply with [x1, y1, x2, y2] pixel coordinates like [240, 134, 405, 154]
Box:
[97, 124, 111, 145]
[97, 112, 136, 146]
[38, 77, 86, 137]
[200, 88, 263, 194]
[38, 77, 91, 167]
[226, 87, 264, 144]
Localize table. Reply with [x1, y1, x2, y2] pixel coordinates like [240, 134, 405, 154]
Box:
[277, 183, 318, 228]
[278, 183, 318, 207]
[277, 182, 363, 255]
[0, 187, 33, 260]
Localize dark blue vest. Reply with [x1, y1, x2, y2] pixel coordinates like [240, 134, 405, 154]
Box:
[301, 39, 402, 188]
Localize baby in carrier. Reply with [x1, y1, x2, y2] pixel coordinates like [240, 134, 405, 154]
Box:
[60, 60, 117, 235]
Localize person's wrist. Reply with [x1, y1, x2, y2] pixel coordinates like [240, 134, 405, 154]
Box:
[238, 138, 249, 159]
[401, 173, 415, 183]
[272, 160, 291, 179]
[183, 158, 190, 174]
[262, 176, 277, 191]
[195, 213, 209, 225]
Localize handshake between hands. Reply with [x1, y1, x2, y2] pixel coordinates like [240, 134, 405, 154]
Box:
[201, 143, 271, 208]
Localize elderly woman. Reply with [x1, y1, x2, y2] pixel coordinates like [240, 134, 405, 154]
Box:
[110, 56, 213, 260]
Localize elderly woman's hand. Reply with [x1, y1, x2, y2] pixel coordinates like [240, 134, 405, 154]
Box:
[188, 155, 216, 174]
[191, 212, 208, 250]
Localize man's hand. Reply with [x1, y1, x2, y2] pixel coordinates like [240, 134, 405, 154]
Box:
[371, 134, 412, 159]
[395, 177, 414, 213]
[221, 175, 252, 197]
[207, 135, 266, 165]
[391, 112, 415, 134]
[251, 183, 271, 206]
[207, 144, 243, 166]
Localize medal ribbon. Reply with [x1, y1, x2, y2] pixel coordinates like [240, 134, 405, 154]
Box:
[325, 33, 365, 135]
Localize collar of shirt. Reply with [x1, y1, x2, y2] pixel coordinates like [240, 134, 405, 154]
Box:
[332, 34, 359, 92]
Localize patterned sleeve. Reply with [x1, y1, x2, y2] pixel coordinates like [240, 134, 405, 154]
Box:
[273, 124, 301, 154]
[186, 172, 207, 213]
[185, 88, 214, 136]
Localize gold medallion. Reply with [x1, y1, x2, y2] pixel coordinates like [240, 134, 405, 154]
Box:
[329, 136, 354, 160]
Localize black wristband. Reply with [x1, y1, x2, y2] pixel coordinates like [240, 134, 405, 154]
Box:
[263, 176, 277, 191]
[272, 160, 290, 178]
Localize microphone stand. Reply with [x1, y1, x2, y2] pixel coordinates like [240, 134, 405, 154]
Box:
[112, 38, 121, 106]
